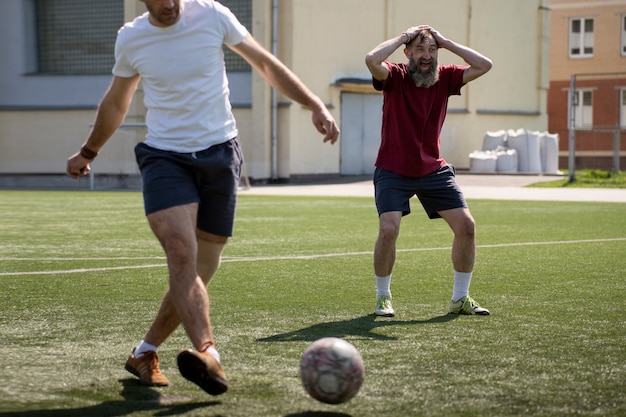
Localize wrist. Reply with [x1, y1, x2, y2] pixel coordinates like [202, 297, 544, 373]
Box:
[307, 96, 326, 112]
[437, 38, 452, 49]
[80, 145, 98, 160]
[402, 32, 411, 44]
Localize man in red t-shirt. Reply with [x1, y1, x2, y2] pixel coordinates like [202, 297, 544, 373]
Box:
[365, 25, 492, 317]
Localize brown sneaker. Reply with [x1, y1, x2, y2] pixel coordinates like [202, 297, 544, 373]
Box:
[177, 349, 228, 395]
[125, 349, 169, 386]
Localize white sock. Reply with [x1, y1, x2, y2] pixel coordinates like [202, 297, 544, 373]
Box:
[203, 345, 221, 363]
[376, 274, 392, 297]
[452, 270, 472, 301]
[134, 340, 158, 358]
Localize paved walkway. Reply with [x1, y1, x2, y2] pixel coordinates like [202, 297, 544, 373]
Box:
[241, 174, 626, 203]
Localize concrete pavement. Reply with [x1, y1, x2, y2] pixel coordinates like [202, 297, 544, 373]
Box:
[241, 174, 626, 203]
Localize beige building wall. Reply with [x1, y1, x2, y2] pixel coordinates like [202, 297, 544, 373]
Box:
[0, 101, 147, 176]
[0, 0, 550, 182]
[1, 111, 89, 173]
[324, 0, 549, 167]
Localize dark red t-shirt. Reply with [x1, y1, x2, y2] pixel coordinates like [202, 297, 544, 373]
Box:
[373, 62, 466, 177]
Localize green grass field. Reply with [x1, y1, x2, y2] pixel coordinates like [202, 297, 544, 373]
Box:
[528, 170, 626, 188]
[1, 190, 625, 417]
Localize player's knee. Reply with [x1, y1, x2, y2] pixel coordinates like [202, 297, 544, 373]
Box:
[458, 217, 475, 240]
[378, 222, 400, 242]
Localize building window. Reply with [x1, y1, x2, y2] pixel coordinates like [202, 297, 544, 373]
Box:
[34, 0, 251, 75]
[569, 17, 594, 58]
[622, 15, 626, 56]
[221, 0, 252, 72]
[35, 0, 124, 75]
[571, 89, 593, 128]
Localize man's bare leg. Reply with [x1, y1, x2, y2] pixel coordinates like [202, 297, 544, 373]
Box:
[146, 203, 213, 350]
[142, 236, 226, 348]
[373, 211, 402, 316]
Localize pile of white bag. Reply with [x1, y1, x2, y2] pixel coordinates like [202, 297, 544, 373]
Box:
[469, 129, 561, 174]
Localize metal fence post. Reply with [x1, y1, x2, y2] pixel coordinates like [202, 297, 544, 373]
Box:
[568, 75, 576, 183]
[613, 126, 621, 173]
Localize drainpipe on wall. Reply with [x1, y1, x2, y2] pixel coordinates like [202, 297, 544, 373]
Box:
[271, 0, 279, 180]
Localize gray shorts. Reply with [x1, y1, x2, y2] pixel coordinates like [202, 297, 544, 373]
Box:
[134, 139, 242, 236]
[374, 165, 467, 219]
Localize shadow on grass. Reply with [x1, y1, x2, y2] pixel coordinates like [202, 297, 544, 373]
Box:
[258, 313, 458, 342]
[0, 379, 220, 417]
[285, 412, 352, 417]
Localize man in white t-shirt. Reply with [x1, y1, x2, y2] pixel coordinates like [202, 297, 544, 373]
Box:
[66, 0, 338, 396]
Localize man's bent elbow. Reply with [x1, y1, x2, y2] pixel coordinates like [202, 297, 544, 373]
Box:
[364, 53, 376, 71]
[481, 57, 493, 74]
[473, 58, 493, 80]
[365, 54, 387, 81]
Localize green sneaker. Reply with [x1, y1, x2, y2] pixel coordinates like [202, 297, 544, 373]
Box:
[449, 296, 490, 315]
[375, 295, 395, 317]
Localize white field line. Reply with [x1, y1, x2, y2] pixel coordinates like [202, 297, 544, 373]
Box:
[1, 237, 624, 277]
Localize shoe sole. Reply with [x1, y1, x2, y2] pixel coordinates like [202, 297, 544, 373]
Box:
[375, 311, 395, 317]
[177, 350, 228, 395]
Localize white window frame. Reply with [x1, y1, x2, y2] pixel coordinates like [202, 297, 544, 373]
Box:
[569, 89, 593, 129]
[569, 17, 594, 58]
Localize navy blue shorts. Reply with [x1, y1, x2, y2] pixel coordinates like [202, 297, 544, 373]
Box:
[134, 139, 242, 236]
[374, 165, 467, 219]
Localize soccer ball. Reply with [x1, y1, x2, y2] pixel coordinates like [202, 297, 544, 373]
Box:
[300, 337, 364, 404]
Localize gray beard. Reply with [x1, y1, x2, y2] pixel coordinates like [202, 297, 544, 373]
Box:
[408, 59, 440, 88]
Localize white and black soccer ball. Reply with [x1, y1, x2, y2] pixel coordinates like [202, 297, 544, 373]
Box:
[300, 337, 364, 404]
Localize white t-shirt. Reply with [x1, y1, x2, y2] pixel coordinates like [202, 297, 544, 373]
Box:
[113, 0, 248, 152]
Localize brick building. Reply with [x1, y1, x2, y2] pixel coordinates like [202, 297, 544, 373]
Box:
[548, 0, 626, 171]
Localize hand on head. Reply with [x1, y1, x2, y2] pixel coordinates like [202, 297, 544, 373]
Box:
[405, 25, 446, 48]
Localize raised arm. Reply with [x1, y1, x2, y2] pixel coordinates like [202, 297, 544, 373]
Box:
[426, 26, 492, 84]
[366, 25, 492, 84]
[365, 25, 435, 81]
[229, 34, 338, 144]
[364, 33, 409, 81]
[66, 75, 140, 178]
